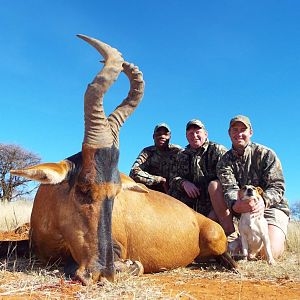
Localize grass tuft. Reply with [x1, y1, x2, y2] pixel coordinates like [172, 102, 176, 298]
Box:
[0, 200, 33, 231]
[286, 221, 300, 254]
[0, 201, 299, 298]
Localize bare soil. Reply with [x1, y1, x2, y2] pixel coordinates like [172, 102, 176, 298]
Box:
[0, 227, 299, 299]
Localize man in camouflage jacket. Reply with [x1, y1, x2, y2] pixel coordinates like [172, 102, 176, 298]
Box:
[169, 119, 228, 219]
[217, 115, 290, 258]
[129, 123, 182, 193]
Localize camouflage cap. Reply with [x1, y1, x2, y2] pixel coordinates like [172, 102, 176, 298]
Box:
[229, 115, 252, 129]
[186, 119, 205, 130]
[154, 122, 171, 133]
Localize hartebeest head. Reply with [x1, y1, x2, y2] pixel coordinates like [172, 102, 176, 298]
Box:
[10, 35, 144, 284]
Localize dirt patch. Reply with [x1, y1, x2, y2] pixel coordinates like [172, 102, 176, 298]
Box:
[146, 272, 300, 299]
[0, 268, 299, 300]
[1, 226, 299, 299]
[0, 223, 29, 241]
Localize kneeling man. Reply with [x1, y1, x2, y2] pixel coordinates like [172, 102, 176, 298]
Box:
[216, 115, 290, 259]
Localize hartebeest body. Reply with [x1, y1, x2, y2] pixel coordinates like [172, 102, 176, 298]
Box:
[10, 35, 235, 285]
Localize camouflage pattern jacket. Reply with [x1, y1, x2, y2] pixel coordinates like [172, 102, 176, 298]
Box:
[217, 142, 290, 216]
[129, 144, 182, 193]
[169, 140, 227, 216]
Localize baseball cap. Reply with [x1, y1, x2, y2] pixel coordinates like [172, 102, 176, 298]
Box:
[153, 123, 171, 134]
[229, 115, 252, 129]
[186, 119, 205, 130]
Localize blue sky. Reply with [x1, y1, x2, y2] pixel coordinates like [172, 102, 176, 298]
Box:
[1, 1, 299, 205]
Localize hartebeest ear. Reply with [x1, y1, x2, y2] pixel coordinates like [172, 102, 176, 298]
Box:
[10, 161, 71, 184]
[120, 173, 149, 193]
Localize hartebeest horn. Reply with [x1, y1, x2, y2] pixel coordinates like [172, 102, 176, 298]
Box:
[77, 34, 124, 147]
[108, 62, 144, 147]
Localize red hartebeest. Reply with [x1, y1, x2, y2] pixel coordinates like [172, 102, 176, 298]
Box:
[10, 35, 236, 285]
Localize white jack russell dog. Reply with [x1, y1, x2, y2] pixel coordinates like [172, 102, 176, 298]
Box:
[238, 185, 275, 265]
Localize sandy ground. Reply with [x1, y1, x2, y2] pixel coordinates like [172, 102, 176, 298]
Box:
[146, 273, 300, 299]
[1, 226, 299, 299]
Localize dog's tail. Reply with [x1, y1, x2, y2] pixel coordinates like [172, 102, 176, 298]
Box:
[216, 251, 239, 273]
[0, 240, 31, 258]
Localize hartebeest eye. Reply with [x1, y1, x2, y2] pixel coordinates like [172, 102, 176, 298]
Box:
[75, 185, 93, 204]
[75, 182, 91, 194]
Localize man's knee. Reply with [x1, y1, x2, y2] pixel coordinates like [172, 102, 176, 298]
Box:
[264, 208, 288, 258]
[208, 180, 222, 196]
[268, 224, 286, 259]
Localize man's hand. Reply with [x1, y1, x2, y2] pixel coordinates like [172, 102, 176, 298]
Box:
[157, 176, 166, 184]
[182, 180, 201, 199]
[156, 176, 169, 193]
[162, 181, 169, 194]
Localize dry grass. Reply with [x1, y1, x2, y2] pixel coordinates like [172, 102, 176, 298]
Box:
[0, 258, 167, 299]
[0, 250, 299, 299]
[0, 201, 299, 299]
[0, 200, 33, 231]
[286, 220, 300, 255]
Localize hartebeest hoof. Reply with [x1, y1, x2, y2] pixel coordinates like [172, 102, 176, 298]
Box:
[75, 269, 115, 286]
[115, 259, 144, 276]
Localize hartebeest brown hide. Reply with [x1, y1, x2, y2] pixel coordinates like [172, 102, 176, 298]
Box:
[10, 35, 235, 285]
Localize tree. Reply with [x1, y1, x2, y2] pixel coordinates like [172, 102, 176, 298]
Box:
[290, 200, 300, 221]
[0, 143, 41, 202]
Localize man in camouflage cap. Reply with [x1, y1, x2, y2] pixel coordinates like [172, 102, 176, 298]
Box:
[217, 115, 290, 259]
[129, 123, 182, 193]
[169, 119, 231, 227]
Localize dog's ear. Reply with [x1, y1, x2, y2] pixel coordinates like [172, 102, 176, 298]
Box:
[237, 188, 243, 199]
[256, 186, 264, 196]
